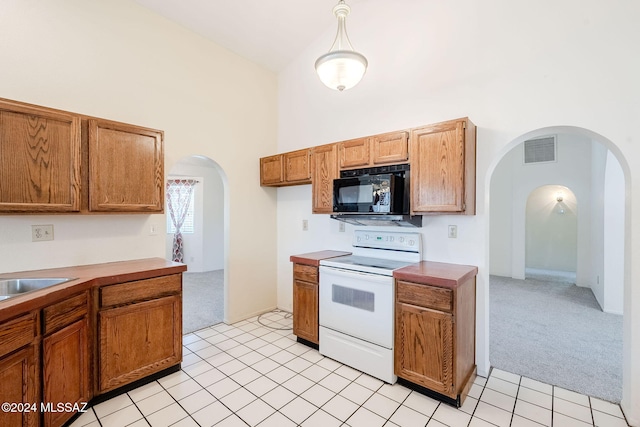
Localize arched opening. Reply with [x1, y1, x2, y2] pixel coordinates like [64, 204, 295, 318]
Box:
[167, 155, 229, 333]
[485, 127, 628, 404]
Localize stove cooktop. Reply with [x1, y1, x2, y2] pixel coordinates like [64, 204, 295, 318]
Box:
[320, 255, 416, 276]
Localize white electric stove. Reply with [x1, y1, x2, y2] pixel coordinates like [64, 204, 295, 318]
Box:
[318, 230, 422, 383]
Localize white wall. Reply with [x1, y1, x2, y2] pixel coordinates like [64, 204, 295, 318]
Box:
[276, 0, 640, 422]
[525, 185, 578, 272]
[0, 0, 278, 323]
[604, 151, 625, 314]
[590, 143, 607, 306]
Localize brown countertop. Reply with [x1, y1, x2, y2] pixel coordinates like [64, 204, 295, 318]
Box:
[0, 257, 187, 322]
[290, 250, 351, 267]
[394, 261, 478, 289]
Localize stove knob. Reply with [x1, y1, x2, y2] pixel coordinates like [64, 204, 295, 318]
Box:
[389, 236, 394, 242]
[357, 236, 361, 242]
[399, 237, 405, 243]
[409, 239, 415, 246]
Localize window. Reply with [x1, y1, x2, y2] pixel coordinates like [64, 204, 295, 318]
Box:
[166, 180, 196, 234]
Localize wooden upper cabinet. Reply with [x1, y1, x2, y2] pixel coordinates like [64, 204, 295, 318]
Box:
[311, 143, 338, 214]
[260, 149, 311, 187]
[88, 119, 164, 213]
[371, 131, 409, 165]
[260, 154, 284, 186]
[284, 149, 311, 183]
[0, 99, 81, 213]
[338, 137, 370, 169]
[409, 118, 476, 214]
[339, 132, 409, 170]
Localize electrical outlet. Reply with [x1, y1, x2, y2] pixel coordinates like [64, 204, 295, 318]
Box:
[302, 219, 309, 231]
[149, 224, 158, 235]
[339, 222, 345, 232]
[448, 225, 457, 238]
[32, 224, 54, 242]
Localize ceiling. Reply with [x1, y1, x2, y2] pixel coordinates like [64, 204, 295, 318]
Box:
[134, 0, 362, 72]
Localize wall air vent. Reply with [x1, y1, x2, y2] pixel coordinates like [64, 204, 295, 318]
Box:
[524, 136, 556, 164]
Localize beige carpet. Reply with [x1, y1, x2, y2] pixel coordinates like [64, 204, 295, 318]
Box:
[182, 270, 224, 334]
[490, 275, 623, 403]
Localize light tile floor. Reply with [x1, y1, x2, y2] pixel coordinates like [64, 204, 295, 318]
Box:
[70, 310, 630, 427]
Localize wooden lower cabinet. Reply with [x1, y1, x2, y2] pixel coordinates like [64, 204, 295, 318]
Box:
[0, 345, 39, 427]
[0, 312, 39, 427]
[395, 303, 454, 395]
[41, 291, 90, 427]
[42, 319, 90, 427]
[0, 261, 185, 427]
[292, 264, 319, 345]
[98, 295, 181, 393]
[395, 278, 476, 406]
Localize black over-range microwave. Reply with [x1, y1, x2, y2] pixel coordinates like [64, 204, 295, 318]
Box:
[333, 164, 410, 214]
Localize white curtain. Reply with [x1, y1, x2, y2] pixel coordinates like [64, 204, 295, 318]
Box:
[166, 179, 197, 263]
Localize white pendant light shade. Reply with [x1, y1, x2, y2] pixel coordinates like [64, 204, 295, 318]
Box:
[315, 1, 368, 91]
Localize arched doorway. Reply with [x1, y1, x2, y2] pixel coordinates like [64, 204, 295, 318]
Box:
[167, 155, 229, 333]
[485, 126, 628, 403]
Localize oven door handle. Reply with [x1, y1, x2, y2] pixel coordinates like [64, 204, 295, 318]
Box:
[319, 266, 393, 283]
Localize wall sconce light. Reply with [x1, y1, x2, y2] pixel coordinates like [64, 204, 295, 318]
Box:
[555, 191, 565, 214]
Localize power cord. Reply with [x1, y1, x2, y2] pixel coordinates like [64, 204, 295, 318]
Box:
[257, 309, 293, 330]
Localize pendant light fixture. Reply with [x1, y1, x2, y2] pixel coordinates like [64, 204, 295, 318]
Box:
[315, 0, 368, 91]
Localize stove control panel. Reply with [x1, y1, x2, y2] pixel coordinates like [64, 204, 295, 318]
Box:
[353, 230, 422, 253]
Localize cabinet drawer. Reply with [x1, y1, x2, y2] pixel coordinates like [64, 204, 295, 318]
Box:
[293, 264, 318, 283]
[43, 291, 88, 335]
[100, 274, 181, 308]
[397, 280, 453, 312]
[0, 312, 37, 357]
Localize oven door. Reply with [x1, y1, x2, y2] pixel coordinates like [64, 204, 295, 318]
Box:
[319, 266, 394, 348]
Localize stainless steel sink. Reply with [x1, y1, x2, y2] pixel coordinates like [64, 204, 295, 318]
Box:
[0, 278, 76, 300]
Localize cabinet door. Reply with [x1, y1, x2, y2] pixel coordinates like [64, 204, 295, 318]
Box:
[339, 138, 370, 169]
[260, 154, 284, 186]
[395, 302, 454, 397]
[293, 279, 319, 344]
[311, 144, 338, 214]
[0, 99, 81, 212]
[284, 149, 311, 183]
[410, 119, 474, 214]
[0, 345, 38, 427]
[88, 119, 164, 212]
[43, 318, 90, 427]
[98, 295, 181, 393]
[371, 131, 409, 165]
